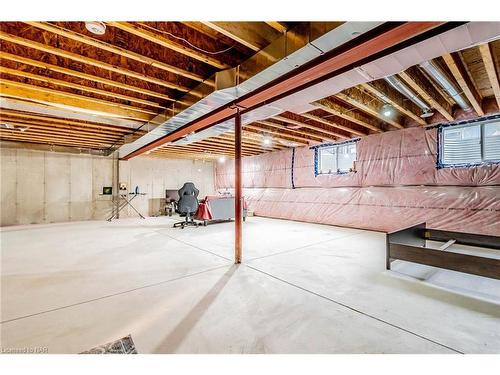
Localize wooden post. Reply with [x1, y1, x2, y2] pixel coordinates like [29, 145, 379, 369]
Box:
[234, 109, 242, 264]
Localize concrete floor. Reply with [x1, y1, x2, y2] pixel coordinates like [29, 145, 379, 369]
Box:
[1, 216, 499, 354]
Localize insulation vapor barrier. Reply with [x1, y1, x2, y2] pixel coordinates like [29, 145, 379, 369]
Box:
[216, 126, 500, 235]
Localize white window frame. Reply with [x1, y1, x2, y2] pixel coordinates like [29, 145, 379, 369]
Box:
[316, 141, 357, 175]
[439, 118, 500, 168]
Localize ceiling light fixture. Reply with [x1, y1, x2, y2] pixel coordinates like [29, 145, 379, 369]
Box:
[420, 109, 434, 118]
[218, 156, 226, 163]
[1, 123, 29, 132]
[381, 103, 394, 118]
[384, 75, 434, 119]
[85, 21, 106, 35]
[262, 136, 273, 146]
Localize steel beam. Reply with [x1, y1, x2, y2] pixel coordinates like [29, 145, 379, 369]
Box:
[121, 22, 462, 160]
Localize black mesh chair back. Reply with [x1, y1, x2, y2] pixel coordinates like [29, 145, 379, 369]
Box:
[173, 183, 200, 228]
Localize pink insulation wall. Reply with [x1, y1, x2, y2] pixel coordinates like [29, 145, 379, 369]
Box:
[215, 126, 500, 235]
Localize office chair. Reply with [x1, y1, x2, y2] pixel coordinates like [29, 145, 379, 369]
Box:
[173, 182, 200, 229]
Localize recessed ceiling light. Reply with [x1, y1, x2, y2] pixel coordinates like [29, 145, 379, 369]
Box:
[85, 21, 106, 35]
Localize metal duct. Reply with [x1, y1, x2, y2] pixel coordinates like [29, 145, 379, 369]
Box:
[172, 22, 386, 147]
[270, 22, 500, 116]
[120, 22, 500, 158]
[384, 75, 434, 117]
[118, 22, 384, 156]
[419, 60, 472, 111]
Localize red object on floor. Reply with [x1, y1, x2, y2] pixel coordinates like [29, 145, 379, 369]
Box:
[195, 201, 212, 220]
[195, 196, 247, 221]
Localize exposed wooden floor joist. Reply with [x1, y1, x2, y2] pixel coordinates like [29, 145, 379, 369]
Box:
[107, 22, 231, 69]
[1, 21, 498, 159]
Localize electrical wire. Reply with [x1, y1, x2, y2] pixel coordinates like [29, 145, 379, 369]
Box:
[137, 23, 236, 55]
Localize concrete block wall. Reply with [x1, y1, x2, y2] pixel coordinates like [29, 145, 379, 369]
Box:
[0, 147, 215, 226]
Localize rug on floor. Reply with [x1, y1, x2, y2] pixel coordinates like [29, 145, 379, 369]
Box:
[80, 335, 137, 354]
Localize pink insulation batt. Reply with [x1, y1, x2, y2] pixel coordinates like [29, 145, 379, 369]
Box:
[215, 126, 500, 235]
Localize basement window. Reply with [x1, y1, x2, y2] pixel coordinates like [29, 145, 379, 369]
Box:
[314, 140, 357, 175]
[439, 118, 500, 168]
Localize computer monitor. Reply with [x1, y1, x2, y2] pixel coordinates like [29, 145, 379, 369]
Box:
[165, 189, 180, 202]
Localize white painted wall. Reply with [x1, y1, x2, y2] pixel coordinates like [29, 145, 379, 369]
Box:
[0, 148, 114, 226]
[0, 147, 215, 226]
[118, 156, 215, 218]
